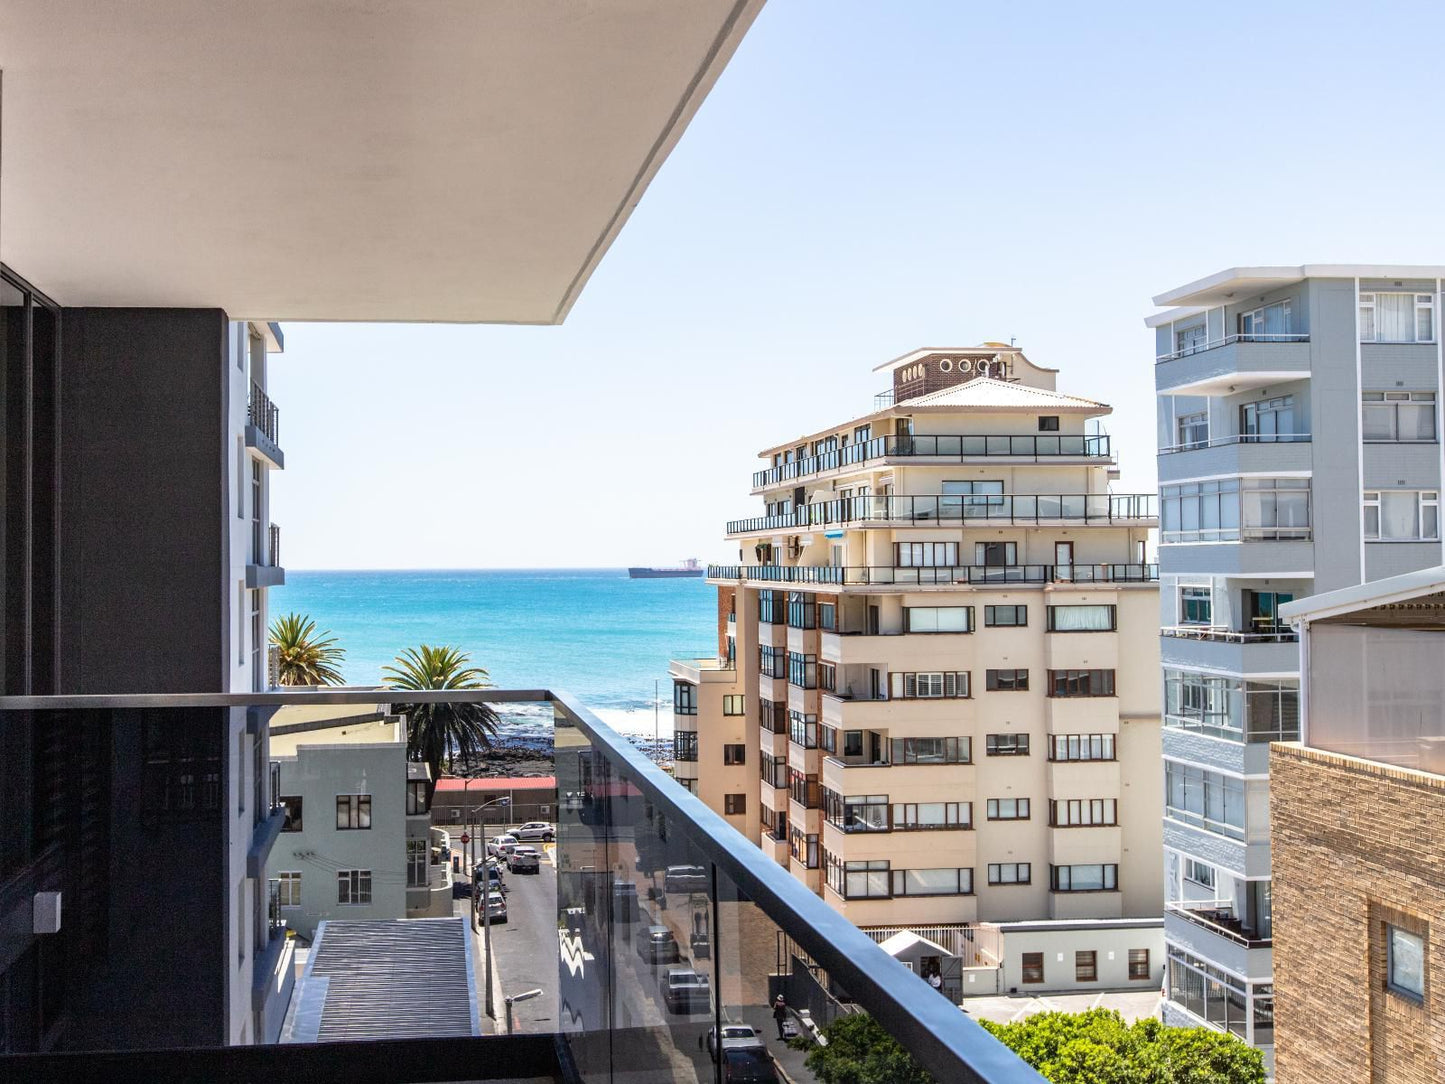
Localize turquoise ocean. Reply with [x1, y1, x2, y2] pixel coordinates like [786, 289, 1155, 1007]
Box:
[271, 568, 716, 738]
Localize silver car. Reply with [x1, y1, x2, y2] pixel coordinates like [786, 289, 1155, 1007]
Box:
[513, 821, 556, 842]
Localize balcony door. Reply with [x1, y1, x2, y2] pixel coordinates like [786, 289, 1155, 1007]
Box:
[1054, 541, 1074, 579]
[1244, 590, 1292, 635]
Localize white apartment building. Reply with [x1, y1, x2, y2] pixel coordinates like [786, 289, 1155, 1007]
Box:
[673, 345, 1164, 986]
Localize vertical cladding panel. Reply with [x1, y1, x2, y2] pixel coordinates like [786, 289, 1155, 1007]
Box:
[59, 308, 230, 693]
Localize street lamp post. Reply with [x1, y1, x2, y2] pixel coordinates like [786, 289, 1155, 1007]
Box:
[466, 795, 510, 1019]
[504, 988, 543, 1035]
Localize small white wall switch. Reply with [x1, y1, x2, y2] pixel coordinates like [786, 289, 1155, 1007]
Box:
[34, 891, 62, 935]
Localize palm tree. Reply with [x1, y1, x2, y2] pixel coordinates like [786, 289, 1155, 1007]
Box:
[382, 644, 500, 798]
[268, 612, 346, 686]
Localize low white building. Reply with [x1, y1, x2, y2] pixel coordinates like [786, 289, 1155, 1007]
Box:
[266, 705, 452, 941]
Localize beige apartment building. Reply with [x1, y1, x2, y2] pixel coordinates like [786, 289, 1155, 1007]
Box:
[672, 344, 1164, 942]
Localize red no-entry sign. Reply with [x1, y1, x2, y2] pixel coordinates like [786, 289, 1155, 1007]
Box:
[460, 833, 470, 844]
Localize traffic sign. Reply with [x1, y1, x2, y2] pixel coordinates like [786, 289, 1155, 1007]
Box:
[460, 833, 470, 844]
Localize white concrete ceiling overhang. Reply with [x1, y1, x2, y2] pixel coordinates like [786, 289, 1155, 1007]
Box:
[0, 0, 763, 322]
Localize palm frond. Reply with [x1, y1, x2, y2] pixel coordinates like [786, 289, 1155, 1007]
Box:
[268, 612, 346, 686]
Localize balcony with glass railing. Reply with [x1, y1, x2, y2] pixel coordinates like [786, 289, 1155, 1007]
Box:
[752, 433, 1114, 490]
[726, 493, 1157, 536]
[0, 688, 1043, 1083]
[711, 562, 1158, 586]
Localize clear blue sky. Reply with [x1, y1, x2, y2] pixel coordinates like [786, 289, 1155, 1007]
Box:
[272, 0, 1445, 570]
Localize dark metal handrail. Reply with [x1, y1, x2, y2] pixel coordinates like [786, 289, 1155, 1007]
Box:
[1161, 625, 1297, 644]
[711, 563, 1159, 585]
[753, 433, 1114, 488]
[727, 493, 1157, 534]
[1157, 332, 1310, 363]
[248, 382, 280, 445]
[268, 523, 281, 568]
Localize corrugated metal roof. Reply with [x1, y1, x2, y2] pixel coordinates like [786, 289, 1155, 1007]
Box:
[286, 918, 479, 1042]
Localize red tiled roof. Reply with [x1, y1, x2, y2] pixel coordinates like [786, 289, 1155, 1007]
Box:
[434, 776, 556, 793]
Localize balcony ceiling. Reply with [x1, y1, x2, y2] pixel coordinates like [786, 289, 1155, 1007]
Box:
[0, 0, 763, 322]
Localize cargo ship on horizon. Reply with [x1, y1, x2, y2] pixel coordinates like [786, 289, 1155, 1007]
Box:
[628, 558, 705, 579]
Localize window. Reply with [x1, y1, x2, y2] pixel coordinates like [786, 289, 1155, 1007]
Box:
[1240, 395, 1297, 442]
[843, 859, 891, 899]
[1184, 860, 1216, 890]
[760, 752, 787, 789]
[787, 592, 816, 629]
[1237, 298, 1293, 340]
[758, 645, 786, 679]
[892, 868, 972, 897]
[406, 780, 429, 816]
[1165, 762, 1245, 840]
[904, 606, 973, 633]
[1360, 292, 1434, 343]
[1047, 605, 1116, 632]
[1364, 490, 1440, 541]
[985, 669, 1029, 692]
[818, 603, 836, 630]
[723, 744, 746, 766]
[819, 662, 836, 692]
[1128, 949, 1150, 981]
[673, 681, 697, 715]
[890, 671, 970, 699]
[984, 605, 1027, 627]
[1049, 734, 1116, 761]
[986, 798, 1030, 821]
[1038, 415, 1060, 432]
[1048, 669, 1115, 697]
[337, 869, 372, 905]
[724, 793, 747, 816]
[789, 769, 821, 808]
[895, 541, 959, 568]
[336, 794, 372, 830]
[974, 541, 1017, 567]
[842, 730, 863, 757]
[1388, 925, 1425, 1000]
[1051, 864, 1118, 892]
[986, 733, 1030, 756]
[278, 871, 301, 908]
[406, 839, 427, 888]
[758, 590, 784, 625]
[789, 712, 818, 749]
[892, 802, 970, 830]
[835, 793, 889, 832]
[1179, 585, 1212, 625]
[1022, 953, 1045, 984]
[1363, 392, 1436, 442]
[788, 652, 817, 689]
[988, 863, 1031, 885]
[722, 695, 745, 716]
[1241, 477, 1311, 540]
[1051, 798, 1118, 827]
[789, 827, 819, 868]
[279, 796, 303, 832]
[890, 736, 970, 764]
[1161, 478, 1240, 543]
[673, 731, 698, 762]
[1076, 951, 1098, 982]
[1176, 411, 1208, 449]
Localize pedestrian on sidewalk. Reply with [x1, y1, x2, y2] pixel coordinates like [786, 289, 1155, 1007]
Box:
[772, 994, 788, 1040]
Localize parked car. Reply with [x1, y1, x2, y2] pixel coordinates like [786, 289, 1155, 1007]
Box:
[513, 821, 555, 842]
[664, 864, 708, 894]
[487, 834, 520, 858]
[707, 1023, 766, 1060]
[722, 1048, 779, 1083]
[506, 846, 541, 874]
[636, 925, 681, 965]
[472, 863, 508, 895]
[660, 967, 711, 1014]
[482, 890, 508, 923]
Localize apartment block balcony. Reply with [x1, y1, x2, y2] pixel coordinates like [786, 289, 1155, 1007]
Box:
[1161, 624, 1300, 675]
[0, 688, 1044, 1084]
[246, 522, 286, 588]
[1157, 434, 1312, 482]
[245, 382, 285, 469]
[1155, 334, 1312, 396]
[726, 493, 1157, 537]
[751, 433, 1114, 491]
[667, 656, 736, 685]
[1164, 902, 1273, 982]
[712, 563, 1158, 588]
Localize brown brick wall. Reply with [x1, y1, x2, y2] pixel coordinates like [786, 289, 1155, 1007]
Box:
[1272, 742, 1445, 1083]
[717, 586, 736, 657]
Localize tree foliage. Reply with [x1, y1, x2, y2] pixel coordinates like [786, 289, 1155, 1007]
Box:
[382, 644, 500, 797]
[804, 1007, 1266, 1084]
[268, 612, 346, 686]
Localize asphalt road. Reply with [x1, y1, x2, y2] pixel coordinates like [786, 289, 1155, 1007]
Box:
[489, 854, 561, 1033]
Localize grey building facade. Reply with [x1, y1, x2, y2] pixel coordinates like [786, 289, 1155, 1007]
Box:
[1149, 265, 1445, 1063]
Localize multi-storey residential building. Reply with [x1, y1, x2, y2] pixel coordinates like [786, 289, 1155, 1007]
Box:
[1271, 567, 1445, 1084]
[675, 344, 1163, 943]
[1148, 265, 1445, 1062]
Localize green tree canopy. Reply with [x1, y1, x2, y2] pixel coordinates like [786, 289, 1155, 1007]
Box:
[803, 1007, 1266, 1084]
[382, 644, 500, 798]
[268, 612, 346, 686]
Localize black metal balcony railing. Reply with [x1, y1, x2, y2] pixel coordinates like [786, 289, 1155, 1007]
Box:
[726, 493, 1157, 534]
[0, 688, 1043, 1084]
[269, 759, 282, 812]
[711, 563, 1159, 586]
[1166, 899, 1272, 948]
[248, 381, 280, 445]
[269, 523, 281, 568]
[266, 876, 285, 936]
[753, 433, 1113, 488]
[1156, 332, 1310, 363]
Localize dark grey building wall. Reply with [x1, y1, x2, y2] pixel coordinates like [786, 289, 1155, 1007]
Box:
[59, 309, 230, 693]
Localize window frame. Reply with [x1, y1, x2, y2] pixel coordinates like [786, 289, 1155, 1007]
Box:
[1046, 604, 1117, 632]
[335, 793, 372, 831]
[1075, 950, 1098, 983]
[985, 669, 1030, 692]
[1128, 949, 1151, 981]
[1360, 291, 1435, 344]
[278, 871, 302, 908]
[1362, 391, 1437, 443]
[724, 793, 747, 816]
[987, 862, 1031, 886]
[337, 869, 373, 905]
[985, 797, 1030, 821]
[985, 733, 1030, 756]
[1388, 924, 1426, 1001]
[1022, 952, 1045, 984]
[723, 743, 746, 766]
[984, 605, 1027, 627]
[722, 694, 746, 716]
[1047, 669, 1116, 698]
[1363, 489, 1440, 542]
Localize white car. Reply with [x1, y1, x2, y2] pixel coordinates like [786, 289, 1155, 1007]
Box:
[487, 834, 520, 858]
[513, 821, 556, 842]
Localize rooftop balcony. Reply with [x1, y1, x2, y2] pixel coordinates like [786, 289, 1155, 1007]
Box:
[752, 433, 1114, 491]
[667, 656, 736, 685]
[1155, 334, 1312, 396]
[0, 688, 1044, 1083]
[245, 382, 284, 468]
[712, 562, 1158, 587]
[726, 493, 1158, 537]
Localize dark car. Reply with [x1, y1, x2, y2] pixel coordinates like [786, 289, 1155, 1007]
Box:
[636, 925, 680, 965]
[722, 1049, 779, 1083]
